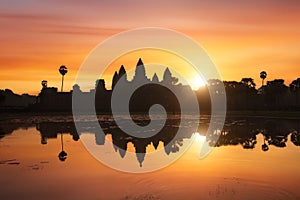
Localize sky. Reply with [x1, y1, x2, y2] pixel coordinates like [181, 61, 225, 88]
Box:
[1, 0, 300, 94]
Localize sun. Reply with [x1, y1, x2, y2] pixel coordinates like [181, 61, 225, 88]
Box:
[194, 132, 206, 142]
[191, 77, 206, 90]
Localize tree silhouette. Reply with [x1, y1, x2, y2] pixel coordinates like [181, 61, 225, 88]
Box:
[289, 78, 300, 109]
[59, 65, 68, 92]
[41, 80, 47, 89]
[0, 92, 5, 103]
[265, 79, 288, 110]
[72, 84, 81, 93]
[260, 71, 267, 87]
[289, 78, 300, 92]
[262, 136, 269, 151]
[241, 78, 256, 89]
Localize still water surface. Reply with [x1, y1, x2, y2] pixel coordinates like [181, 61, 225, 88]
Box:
[0, 115, 300, 200]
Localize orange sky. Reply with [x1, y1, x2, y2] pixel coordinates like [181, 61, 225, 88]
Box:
[1, 0, 300, 95]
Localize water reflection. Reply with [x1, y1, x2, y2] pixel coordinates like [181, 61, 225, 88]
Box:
[0, 117, 299, 165]
[58, 133, 67, 162]
[208, 118, 300, 151]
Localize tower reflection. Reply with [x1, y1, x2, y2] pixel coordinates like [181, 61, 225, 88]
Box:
[0, 117, 299, 165]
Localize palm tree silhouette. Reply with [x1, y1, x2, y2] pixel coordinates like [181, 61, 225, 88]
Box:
[58, 133, 67, 161]
[260, 71, 267, 87]
[41, 80, 47, 89]
[59, 65, 68, 92]
[262, 134, 269, 151]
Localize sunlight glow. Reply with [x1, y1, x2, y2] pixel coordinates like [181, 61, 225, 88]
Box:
[194, 132, 206, 142]
[191, 77, 206, 90]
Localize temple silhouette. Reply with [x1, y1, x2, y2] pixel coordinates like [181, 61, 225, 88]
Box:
[1, 58, 300, 112]
[34, 58, 195, 113]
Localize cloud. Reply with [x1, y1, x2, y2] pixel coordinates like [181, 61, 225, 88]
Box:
[41, 25, 124, 36]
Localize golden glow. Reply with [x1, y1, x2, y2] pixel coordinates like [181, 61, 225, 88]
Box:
[191, 77, 206, 90]
[194, 132, 206, 142]
[1, 1, 300, 94]
[3, 128, 300, 199]
[98, 49, 205, 91]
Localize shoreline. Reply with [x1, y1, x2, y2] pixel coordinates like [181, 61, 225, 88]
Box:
[225, 110, 300, 119]
[0, 110, 299, 124]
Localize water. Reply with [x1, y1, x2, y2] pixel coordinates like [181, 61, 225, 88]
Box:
[0, 115, 300, 199]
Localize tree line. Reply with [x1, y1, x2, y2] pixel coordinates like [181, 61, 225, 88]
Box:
[197, 76, 300, 111]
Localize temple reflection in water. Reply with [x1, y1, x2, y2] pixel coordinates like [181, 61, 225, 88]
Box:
[0, 117, 299, 166]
